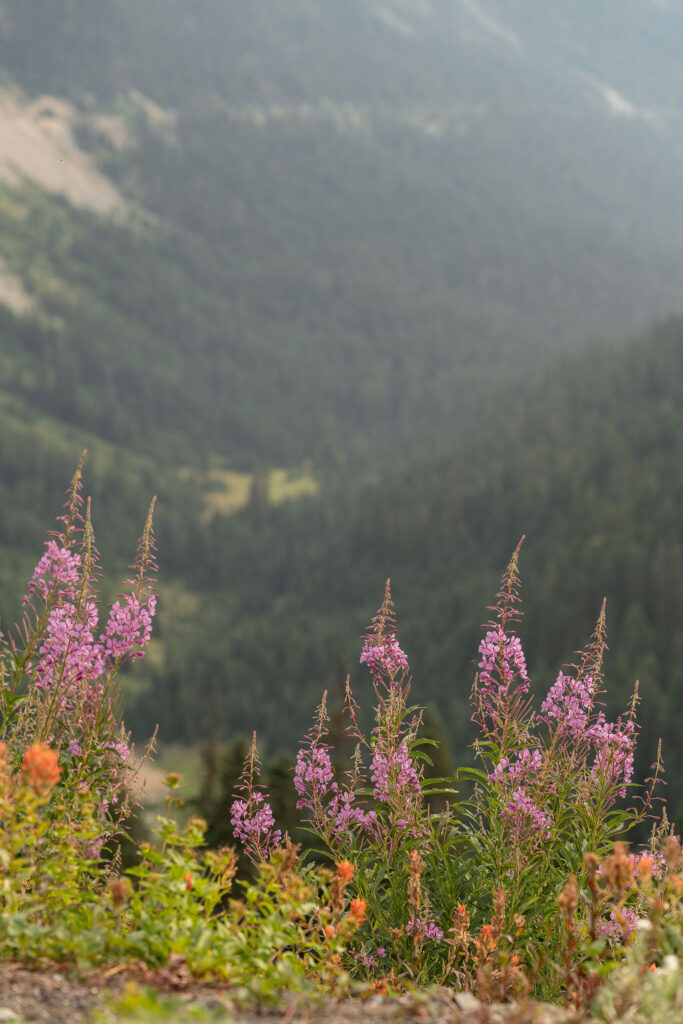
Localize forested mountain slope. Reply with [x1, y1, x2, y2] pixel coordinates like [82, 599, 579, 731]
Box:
[2, 1, 683, 471]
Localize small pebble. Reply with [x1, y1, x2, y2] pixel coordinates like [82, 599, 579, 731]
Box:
[199, 995, 232, 1011]
[454, 991, 481, 1013]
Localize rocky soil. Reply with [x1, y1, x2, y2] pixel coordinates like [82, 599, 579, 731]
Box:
[0, 962, 588, 1024]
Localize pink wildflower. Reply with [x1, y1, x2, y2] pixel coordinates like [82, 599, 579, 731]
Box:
[294, 746, 334, 807]
[478, 628, 529, 693]
[35, 601, 105, 692]
[489, 747, 543, 784]
[503, 786, 552, 839]
[369, 742, 420, 804]
[327, 786, 377, 835]
[103, 594, 156, 661]
[596, 906, 641, 941]
[106, 740, 131, 764]
[360, 635, 408, 683]
[355, 947, 387, 967]
[26, 540, 81, 603]
[587, 714, 635, 797]
[405, 918, 444, 941]
[230, 791, 282, 851]
[539, 671, 596, 739]
[231, 734, 282, 861]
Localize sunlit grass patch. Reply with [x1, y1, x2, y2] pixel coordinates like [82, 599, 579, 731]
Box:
[268, 467, 318, 504]
[178, 465, 318, 522]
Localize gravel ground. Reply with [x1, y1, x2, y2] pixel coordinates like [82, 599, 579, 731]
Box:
[0, 962, 587, 1024]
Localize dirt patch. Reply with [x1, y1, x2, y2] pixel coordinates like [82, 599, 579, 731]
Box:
[128, 89, 176, 130]
[89, 114, 132, 151]
[0, 89, 129, 217]
[0, 962, 585, 1023]
[0, 256, 34, 316]
[0, 963, 125, 1023]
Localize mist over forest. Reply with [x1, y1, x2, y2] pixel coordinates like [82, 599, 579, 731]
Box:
[1, 1, 683, 828]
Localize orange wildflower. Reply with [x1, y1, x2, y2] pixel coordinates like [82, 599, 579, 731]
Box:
[349, 898, 366, 924]
[637, 855, 655, 879]
[22, 743, 61, 795]
[184, 872, 194, 891]
[324, 924, 337, 939]
[350, 901, 366, 925]
[336, 860, 355, 883]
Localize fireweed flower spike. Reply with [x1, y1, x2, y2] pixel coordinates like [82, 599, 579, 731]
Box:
[472, 539, 532, 744]
[231, 733, 282, 862]
[360, 579, 409, 690]
[103, 595, 156, 661]
[536, 604, 637, 800]
[360, 581, 424, 837]
[27, 499, 156, 736]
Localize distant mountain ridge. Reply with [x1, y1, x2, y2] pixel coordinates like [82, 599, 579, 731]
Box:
[0, 4, 682, 461]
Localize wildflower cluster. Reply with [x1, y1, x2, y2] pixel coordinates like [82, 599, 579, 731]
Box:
[1, 454, 157, 839]
[229, 541, 678, 1001]
[540, 670, 636, 796]
[444, 889, 528, 1000]
[405, 918, 444, 941]
[469, 543, 648, 897]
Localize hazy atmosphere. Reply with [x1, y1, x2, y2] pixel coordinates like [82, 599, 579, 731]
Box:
[2, 2, 683, 833]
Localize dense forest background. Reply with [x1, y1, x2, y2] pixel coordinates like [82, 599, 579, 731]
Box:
[1, 1, 683, 827]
